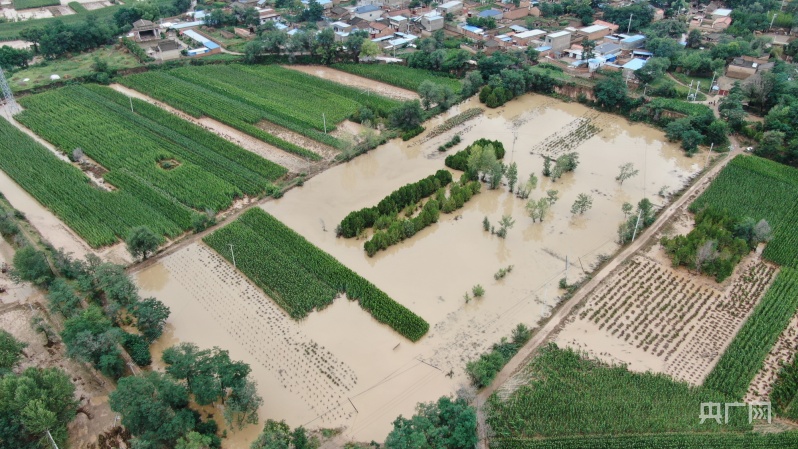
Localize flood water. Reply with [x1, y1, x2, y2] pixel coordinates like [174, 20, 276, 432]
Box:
[134, 94, 700, 446]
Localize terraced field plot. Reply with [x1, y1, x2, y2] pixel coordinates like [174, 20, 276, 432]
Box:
[10, 85, 286, 246]
[119, 65, 403, 159]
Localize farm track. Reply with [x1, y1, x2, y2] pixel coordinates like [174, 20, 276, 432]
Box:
[474, 141, 745, 449]
[282, 65, 420, 101]
[108, 84, 316, 173]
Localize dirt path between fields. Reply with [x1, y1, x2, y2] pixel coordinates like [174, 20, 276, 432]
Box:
[474, 142, 744, 449]
[108, 84, 313, 173]
[283, 65, 420, 101]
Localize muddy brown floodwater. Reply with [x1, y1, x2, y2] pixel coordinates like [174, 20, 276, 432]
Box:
[134, 94, 700, 446]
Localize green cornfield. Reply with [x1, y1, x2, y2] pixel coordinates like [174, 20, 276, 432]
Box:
[704, 268, 798, 398]
[0, 118, 185, 247]
[691, 155, 798, 268]
[13, 0, 59, 9]
[487, 344, 750, 440]
[120, 65, 401, 156]
[332, 63, 463, 93]
[17, 85, 285, 213]
[8, 85, 286, 246]
[203, 208, 429, 341]
[491, 432, 798, 449]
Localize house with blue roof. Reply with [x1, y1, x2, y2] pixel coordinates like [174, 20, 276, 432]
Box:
[354, 4, 384, 21]
[478, 9, 503, 20]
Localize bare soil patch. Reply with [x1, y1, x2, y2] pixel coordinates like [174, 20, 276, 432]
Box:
[255, 120, 338, 162]
[283, 65, 419, 101]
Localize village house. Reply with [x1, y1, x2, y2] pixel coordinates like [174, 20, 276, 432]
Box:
[545, 30, 571, 52]
[420, 12, 445, 31]
[131, 19, 161, 42]
[353, 4, 384, 21]
[437, 0, 463, 15]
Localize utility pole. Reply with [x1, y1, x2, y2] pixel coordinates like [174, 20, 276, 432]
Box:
[686, 80, 694, 101]
[627, 13, 634, 34]
[46, 430, 60, 449]
[709, 72, 717, 93]
[565, 255, 569, 285]
[769, 13, 777, 30]
[129, 95, 134, 113]
[322, 112, 327, 134]
[229, 244, 236, 268]
[706, 142, 713, 167]
[631, 209, 643, 242]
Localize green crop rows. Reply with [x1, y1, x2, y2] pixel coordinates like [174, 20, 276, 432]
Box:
[120, 65, 401, 157]
[487, 345, 749, 440]
[0, 118, 187, 247]
[13, 0, 59, 9]
[203, 208, 429, 341]
[491, 432, 798, 449]
[332, 63, 463, 93]
[691, 155, 798, 268]
[704, 268, 798, 398]
[10, 85, 285, 246]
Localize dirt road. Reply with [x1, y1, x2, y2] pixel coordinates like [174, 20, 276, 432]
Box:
[474, 142, 743, 448]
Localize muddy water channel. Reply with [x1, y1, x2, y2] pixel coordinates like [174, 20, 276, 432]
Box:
[134, 94, 700, 446]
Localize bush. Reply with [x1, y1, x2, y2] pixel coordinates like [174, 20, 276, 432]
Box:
[12, 245, 53, 286]
[444, 138, 505, 172]
[401, 126, 425, 141]
[121, 332, 152, 367]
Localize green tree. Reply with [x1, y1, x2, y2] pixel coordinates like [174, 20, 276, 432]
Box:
[571, 193, 593, 215]
[546, 189, 559, 206]
[418, 80, 443, 110]
[616, 163, 639, 185]
[384, 396, 477, 449]
[61, 306, 125, 378]
[389, 101, 424, 131]
[132, 297, 170, 343]
[12, 245, 53, 286]
[162, 343, 254, 407]
[593, 72, 630, 111]
[0, 367, 78, 449]
[634, 57, 669, 84]
[223, 378, 263, 429]
[251, 419, 291, 449]
[686, 29, 702, 48]
[46, 278, 82, 318]
[175, 431, 214, 449]
[622, 202, 633, 219]
[126, 226, 160, 261]
[506, 162, 518, 192]
[360, 39, 380, 59]
[110, 372, 195, 448]
[300, 0, 324, 22]
[0, 329, 26, 374]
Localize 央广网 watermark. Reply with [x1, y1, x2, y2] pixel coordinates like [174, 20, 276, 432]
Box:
[700, 401, 771, 424]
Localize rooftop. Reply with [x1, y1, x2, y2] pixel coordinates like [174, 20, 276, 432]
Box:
[713, 8, 732, 16]
[622, 58, 647, 70]
[439, 0, 462, 7]
[621, 34, 645, 42]
[478, 9, 502, 17]
[580, 24, 608, 34]
[594, 42, 620, 53]
[547, 30, 570, 38]
[182, 30, 220, 50]
[515, 29, 546, 39]
[355, 4, 381, 13]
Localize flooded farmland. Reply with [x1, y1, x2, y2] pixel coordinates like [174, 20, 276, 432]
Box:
[134, 94, 701, 446]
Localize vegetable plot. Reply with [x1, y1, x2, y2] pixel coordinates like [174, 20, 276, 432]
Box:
[204, 209, 429, 341]
[332, 63, 463, 93]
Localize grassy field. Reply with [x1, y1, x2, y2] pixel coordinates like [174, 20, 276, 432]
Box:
[331, 63, 463, 93]
[691, 155, 798, 268]
[13, 0, 59, 9]
[11, 85, 286, 246]
[0, 4, 118, 40]
[203, 208, 430, 341]
[10, 46, 141, 92]
[120, 65, 402, 157]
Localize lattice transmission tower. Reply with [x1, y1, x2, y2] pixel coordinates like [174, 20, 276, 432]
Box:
[0, 67, 19, 116]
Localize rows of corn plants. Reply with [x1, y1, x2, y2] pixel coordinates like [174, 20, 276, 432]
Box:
[118, 70, 323, 159]
[691, 155, 798, 268]
[13, 0, 59, 9]
[203, 208, 429, 341]
[491, 432, 798, 449]
[487, 344, 750, 440]
[0, 119, 184, 247]
[771, 353, 798, 419]
[17, 85, 283, 212]
[331, 63, 463, 93]
[703, 267, 798, 398]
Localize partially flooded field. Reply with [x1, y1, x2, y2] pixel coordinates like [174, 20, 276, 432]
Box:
[134, 94, 701, 444]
